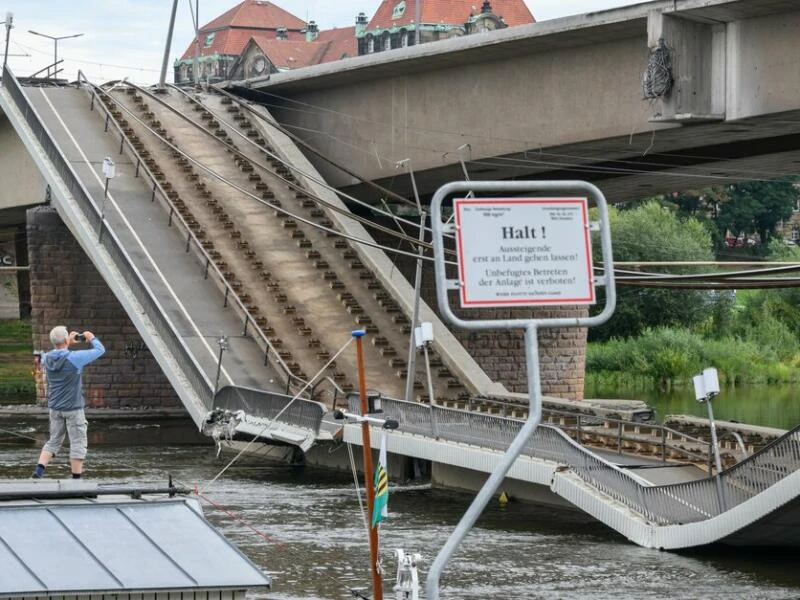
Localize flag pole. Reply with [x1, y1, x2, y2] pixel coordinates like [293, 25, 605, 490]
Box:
[354, 329, 383, 600]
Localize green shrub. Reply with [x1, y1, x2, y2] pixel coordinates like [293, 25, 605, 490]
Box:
[586, 324, 800, 388]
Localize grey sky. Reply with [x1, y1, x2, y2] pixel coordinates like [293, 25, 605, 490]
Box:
[2, 0, 639, 84]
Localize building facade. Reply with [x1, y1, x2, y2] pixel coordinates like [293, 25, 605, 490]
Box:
[357, 0, 535, 55]
[175, 0, 535, 84]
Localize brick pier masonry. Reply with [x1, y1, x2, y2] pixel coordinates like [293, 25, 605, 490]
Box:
[27, 207, 588, 409]
[27, 207, 180, 410]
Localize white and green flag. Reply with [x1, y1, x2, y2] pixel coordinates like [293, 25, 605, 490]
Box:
[372, 429, 388, 528]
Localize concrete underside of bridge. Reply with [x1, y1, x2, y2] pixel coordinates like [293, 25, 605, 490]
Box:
[234, 0, 800, 205]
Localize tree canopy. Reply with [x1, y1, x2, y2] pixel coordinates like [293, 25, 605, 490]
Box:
[668, 179, 798, 252]
[591, 201, 715, 341]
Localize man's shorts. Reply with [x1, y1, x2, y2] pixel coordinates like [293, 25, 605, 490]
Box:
[43, 409, 88, 460]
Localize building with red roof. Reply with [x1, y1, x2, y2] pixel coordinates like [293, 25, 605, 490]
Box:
[229, 26, 357, 80]
[357, 0, 535, 55]
[174, 0, 308, 84]
[175, 0, 535, 84]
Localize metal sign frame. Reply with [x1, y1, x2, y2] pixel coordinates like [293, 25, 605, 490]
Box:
[426, 180, 616, 600]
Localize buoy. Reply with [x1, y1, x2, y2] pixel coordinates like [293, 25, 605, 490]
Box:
[499, 491, 508, 506]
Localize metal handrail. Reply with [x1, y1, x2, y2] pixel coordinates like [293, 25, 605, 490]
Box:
[353, 395, 800, 525]
[214, 385, 327, 435]
[1, 64, 213, 409]
[77, 73, 322, 399]
[542, 408, 712, 467]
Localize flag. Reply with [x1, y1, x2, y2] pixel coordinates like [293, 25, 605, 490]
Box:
[371, 429, 389, 527]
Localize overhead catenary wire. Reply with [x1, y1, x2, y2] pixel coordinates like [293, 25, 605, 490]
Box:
[92, 81, 800, 292]
[118, 80, 460, 259]
[96, 81, 458, 266]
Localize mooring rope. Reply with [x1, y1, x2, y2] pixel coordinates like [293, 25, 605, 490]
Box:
[197, 335, 355, 494]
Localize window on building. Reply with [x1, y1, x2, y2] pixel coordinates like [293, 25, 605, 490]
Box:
[204, 32, 215, 47]
[392, 1, 406, 20]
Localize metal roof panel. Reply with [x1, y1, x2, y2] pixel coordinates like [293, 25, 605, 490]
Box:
[0, 496, 271, 595]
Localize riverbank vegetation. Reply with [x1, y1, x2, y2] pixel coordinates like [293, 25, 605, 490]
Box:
[0, 318, 34, 397]
[588, 183, 800, 391]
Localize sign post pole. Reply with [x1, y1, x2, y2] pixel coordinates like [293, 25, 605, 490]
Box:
[425, 181, 617, 600]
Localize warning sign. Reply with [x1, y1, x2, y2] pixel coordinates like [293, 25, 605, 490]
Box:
[454, 198, 595, 307]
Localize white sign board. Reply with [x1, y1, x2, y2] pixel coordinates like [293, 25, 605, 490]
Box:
[454, 198, 595, 307]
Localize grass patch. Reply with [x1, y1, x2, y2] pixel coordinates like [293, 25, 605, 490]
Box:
[0, 319, 35, 398]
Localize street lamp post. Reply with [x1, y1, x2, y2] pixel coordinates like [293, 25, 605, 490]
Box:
[213, 334, 229, 397]
[2, 13, 13, 74]
[693, 366, 726, 512]
[98, 157, 116, 242]
[414, 322, 436, 405]
[28, 29, 83, 79]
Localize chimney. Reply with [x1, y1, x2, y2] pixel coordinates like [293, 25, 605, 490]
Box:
[276, 27, 288, 40]
[355, 12, 368, 37]
[306, 20, 319, 42]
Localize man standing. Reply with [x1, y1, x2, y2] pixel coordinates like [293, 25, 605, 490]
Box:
[32, 325, 106, 479]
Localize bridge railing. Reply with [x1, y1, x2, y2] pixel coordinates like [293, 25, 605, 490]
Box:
[1, 65, 213, 410]
[640, 425, 800, 523]
[352, 395, 800, 525]
[214, 386, 327, 435]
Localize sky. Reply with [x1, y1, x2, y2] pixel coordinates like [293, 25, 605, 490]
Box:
[1, 0, 640, 84]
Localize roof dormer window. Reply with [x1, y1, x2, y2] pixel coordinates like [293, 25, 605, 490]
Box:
[392, 1, 406, 20]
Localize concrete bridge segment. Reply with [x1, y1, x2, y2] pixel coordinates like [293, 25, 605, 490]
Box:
[242, 0, 800, 205]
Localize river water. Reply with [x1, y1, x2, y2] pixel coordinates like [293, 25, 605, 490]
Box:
[2, 416, 800, 600]
[584, 383, 800, 430]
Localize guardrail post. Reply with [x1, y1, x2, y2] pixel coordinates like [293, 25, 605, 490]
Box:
[576, 414, 582, 445]
[661, 427, 666, 463]
[431, 405, 439, 439]
[617, 422, 623, 455]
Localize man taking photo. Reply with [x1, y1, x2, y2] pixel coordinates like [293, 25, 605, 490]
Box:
[32, 325, 106, 479]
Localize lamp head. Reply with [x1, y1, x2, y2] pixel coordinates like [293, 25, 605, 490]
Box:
[702, 367, 720, 397]
[692, 374, 707, 403]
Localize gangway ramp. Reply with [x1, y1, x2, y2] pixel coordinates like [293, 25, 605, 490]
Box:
[91, 79, 501, 403]
[0, 67, 501, 432]
[0, 69, 289, 428]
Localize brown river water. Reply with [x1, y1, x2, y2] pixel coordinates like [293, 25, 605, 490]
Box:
[1, 411, 800, 599]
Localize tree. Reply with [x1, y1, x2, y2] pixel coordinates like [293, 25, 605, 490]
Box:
[590, 201, 716, 341]
[666, 180, 798, 253]
[716, 180, 797, 249]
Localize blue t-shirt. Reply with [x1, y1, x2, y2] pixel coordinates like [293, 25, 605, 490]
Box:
[43, 338, 106, 411]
